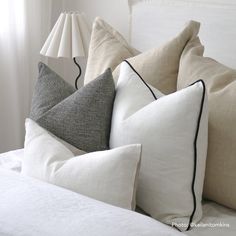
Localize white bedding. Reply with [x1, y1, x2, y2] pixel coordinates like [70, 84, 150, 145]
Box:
[1, 149, 236, 235]
[0, 148, 24, 172]
[0, 168, 181, 236]
[185, 201, 236, 236]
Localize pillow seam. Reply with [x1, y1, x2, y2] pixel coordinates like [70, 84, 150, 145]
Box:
[186, 79, 206, 231]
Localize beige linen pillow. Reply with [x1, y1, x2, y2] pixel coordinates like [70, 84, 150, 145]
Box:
[177, 37, 236, 210]
[84, 17, 139, 85]
[84, 17, 200, 94]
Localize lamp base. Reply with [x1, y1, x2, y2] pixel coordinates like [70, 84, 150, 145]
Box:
[73, 57, 82, 89]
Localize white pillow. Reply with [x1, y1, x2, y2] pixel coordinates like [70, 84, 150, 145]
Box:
[110, 61, 208, 231]
[22, 119, 141, 210]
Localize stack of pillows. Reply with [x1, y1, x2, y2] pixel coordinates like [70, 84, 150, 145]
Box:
[21, 17, 236, 232]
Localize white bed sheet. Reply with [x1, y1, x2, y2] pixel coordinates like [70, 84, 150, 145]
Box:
[0, 168, 182, 236]
[1, 149, 236, 235]
[186, 201, 236, 236]
[0, 148, 24, 172]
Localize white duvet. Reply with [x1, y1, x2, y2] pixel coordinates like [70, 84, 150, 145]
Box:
[1, 149, 236, 236]
[0, 149, 23, 172]
[0, 168, 182, 236]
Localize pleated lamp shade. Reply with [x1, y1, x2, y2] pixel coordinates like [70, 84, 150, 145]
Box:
[40, 12, 91, 58]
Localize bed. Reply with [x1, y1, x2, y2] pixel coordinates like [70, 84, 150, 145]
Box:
[1, 0, 236, 235]
[0, 162, 180, 236]
[1, 149, 236, 236]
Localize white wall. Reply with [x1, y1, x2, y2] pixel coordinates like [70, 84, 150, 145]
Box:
[77, 0, 130, 40]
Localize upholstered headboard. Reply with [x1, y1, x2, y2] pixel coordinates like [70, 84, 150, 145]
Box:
[128, 0, 236, 68]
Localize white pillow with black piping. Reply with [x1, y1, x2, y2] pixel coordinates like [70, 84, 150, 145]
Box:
[110, 61, 208, 231]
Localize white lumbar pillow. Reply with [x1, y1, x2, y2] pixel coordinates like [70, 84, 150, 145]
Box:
[22, 119, 142, 210]
[110, 61, 208, 231]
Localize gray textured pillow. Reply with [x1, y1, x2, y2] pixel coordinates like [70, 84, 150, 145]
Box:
[30, 62, 76, 121]
[30, 62, 115, 152]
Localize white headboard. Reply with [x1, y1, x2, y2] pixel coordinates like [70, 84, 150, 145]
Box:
[128, 0, 236, 68]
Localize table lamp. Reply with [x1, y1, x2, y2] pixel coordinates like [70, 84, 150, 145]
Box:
[40, 12, 90, 89]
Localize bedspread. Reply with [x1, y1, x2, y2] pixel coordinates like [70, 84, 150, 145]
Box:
[0, 168, 182, 236]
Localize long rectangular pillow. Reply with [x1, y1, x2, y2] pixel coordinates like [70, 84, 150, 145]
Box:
[22, 119, 141, 210]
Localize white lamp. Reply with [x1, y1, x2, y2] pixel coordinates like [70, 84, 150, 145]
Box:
[40, 12, 91, 89]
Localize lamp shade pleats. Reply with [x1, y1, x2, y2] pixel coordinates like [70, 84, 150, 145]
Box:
[40, 12, 90, 58]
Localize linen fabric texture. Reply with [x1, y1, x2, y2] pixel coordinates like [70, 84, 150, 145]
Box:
[30, 62, 115, 152]
[110, 62, 208, 231]
[84, 17, 200, 94]
[22, 119, 142, 210]
[177, 36, 236, 210]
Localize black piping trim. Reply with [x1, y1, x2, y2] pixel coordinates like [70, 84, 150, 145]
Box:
[122, 59, 206, 232]
[124, 60, 157, 100]
[173, 225, 182, 232]
[186, 79, 206, 231]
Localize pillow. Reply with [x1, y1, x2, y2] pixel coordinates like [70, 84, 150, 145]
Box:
[84, 17, 139, 85]
[30, 62, 76, 121]
[84, 17, 200, 94]
[177, 37, 236, 210]
[110, 61, 208, 231]
[22, 119, 142, 210]
[30, 62, 115, 152]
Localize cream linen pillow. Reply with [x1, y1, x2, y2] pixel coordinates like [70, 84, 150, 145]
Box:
[177, 37, 236, 210]
[110, 61, 208, 231]
[84, 17, 139, 85]
[22, 119, 141, 210]
[84, 18, 200, 94]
